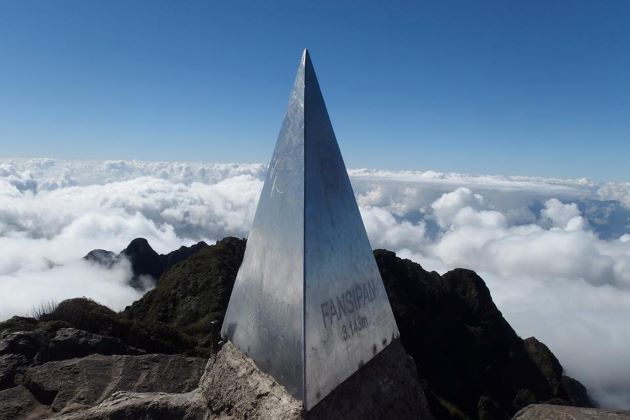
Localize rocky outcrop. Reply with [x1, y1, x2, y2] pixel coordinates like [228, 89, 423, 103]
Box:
[375, 250, 594, 419]
[0, 385, 49, 420]
[36, 298, 197, 355]
[46, 328, 145, 361]
[200, 341, 303, 419]
[61, 390, 208, 420]
[0, 354, 28, 390]
[513, 404, 630, 419]
[0, 339, 434, 419]
[85, 237, 209, 288]
[0, 353, 206, 419]
[24, 353, 205, 414]
[306, 340, 434, 420]
[199, 340, 434, 419]
[522, 337, 594, 407]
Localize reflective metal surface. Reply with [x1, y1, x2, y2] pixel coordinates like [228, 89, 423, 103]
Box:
[221, 50, 400, 410]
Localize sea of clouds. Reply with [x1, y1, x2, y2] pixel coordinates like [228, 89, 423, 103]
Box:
[1, 157, 630, 408]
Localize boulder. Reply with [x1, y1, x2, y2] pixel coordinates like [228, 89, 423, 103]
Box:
[59, 391, 209, 420]
[199, 342, 303, 419]
[0, 354, 29, 391]
[46, 328, 144, 361]
[0, 330, 48, 361]
[22, 353, 206, 415]
[522, 337, 563, 396]
[0, 385, 50, 420]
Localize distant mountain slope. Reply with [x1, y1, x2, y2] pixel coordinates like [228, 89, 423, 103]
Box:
[84, 238, 208, 288]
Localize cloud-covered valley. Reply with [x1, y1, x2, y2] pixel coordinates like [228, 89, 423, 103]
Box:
[1, 158, 630, 408]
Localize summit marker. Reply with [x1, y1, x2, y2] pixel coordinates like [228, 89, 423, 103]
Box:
[221, 50, 400, 410]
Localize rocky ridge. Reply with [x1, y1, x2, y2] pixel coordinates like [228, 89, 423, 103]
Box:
[85, 238, 208, 289]
[0, 236, 615, 419]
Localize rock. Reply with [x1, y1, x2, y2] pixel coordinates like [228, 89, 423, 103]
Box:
[522, 337, 563, 396]
[59, 390, 208, 420]
[38, 298, 197, 355]
[200, 340, 434, 420]
[121, 238, 164, 286]
[85, 237, 210, 289]
[0, 385, 50, 420]
[0, 354, 29, 390]
[375, 250, 594, 418]
[562, 375, 596, 408]
[46, 328, 144, 361]
[307, 340, 435, 420]
[0, 330, 49, 361]
[478, 395, 510, 420]
[513, 403, 630, 419]
[22, 353, 206, 415]
[83, 249, 118, 268]
[0, 317, 40, 340]
[199, 341, 303, 419]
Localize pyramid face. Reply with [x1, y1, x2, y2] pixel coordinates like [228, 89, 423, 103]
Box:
[221, 50, 399, 410]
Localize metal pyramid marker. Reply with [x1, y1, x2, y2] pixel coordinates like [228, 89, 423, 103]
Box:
[221, 50, 400, 410]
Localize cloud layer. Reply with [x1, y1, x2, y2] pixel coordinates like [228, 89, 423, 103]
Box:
[1, 158, 630, 408]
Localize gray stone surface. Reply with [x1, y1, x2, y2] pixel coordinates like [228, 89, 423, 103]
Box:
[200, 342, 303, 419]
[0, 354, 28, 391]
[60, 391, 209, 420]
[46, 328, 145, 361]
[307, 339, 434, 420]
[0, 337, 433, 419]
[23, 353, 206, 415]
[200, 340, 433, 420]
[0, 385, 49, 420]
[513, 404, 630, 419]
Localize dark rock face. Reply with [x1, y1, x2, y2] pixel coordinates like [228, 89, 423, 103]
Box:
[121, 238, 164, 282]
[0, 354, 28, 391]
[46, 328, 145, 361]
[561, 376, 596, 408]
[374, 250, 593, 419]
[0, 330, 48, 362]
[307, 340, 434, 420]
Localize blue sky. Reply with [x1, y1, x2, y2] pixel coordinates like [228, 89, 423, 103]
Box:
[0, 1, 628, 181]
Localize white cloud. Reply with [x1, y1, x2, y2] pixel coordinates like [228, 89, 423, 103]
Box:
[1, 158, 630, 409]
